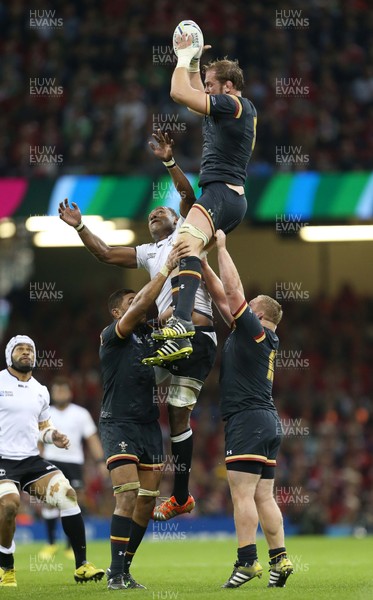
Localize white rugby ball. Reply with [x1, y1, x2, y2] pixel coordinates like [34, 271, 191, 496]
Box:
[173, 20, 204, 59]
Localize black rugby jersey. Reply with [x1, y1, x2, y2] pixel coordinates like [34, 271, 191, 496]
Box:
[199, 94, 257, 187]
[220, 301, 278, 420]
[99, 321, 158, 422]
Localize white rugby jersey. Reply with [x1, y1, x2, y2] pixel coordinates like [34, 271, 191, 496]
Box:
[43, 404, 97, 465]
[0, 369, 50, 460]
[136, 218, 215, 343]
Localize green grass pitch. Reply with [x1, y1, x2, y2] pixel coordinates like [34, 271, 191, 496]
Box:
[4, 536, 373, 599]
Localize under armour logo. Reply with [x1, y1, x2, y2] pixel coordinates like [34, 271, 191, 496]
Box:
[0, 469, 6, 477]
[226, 450, 233, 455]
[207, 208, 214, 217]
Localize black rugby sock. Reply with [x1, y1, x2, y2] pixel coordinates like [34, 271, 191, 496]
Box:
[0, 551, 14, 569]
[45, 516, 58, 545]
[170, 275, 179, 312]
[123, 521, 147, 573]
[174, 257, 201, 322]
[109, 514, 132, 577]
[61, 512, 86, 568]
[238, 543, 257, 566]
[269, 547, 287, 565]
[171, 428, 193, 505]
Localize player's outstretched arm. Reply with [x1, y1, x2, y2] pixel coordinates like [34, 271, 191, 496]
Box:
[58, 198, 137, 268]
[149, 129, 196, 217]
[201, 258, 234, 327]
[215, 230, 246, 315]
[171, 34, 209, 114]
[116, 249, 178, 338]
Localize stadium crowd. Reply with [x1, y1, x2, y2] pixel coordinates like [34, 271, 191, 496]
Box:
[0, 0, 372, 176]
[2, 282, 373, 534]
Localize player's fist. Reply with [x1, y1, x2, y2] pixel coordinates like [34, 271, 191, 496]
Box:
[215, 229, 226, 249]
[52, 430, 70, 449]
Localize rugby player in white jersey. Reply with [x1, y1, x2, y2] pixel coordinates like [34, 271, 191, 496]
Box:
[59, 131, 217, 521]
[0, 336, 104, 587]
[39, 376, 107, 561]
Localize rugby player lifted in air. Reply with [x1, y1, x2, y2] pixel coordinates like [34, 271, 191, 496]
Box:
[147, 32, 257, 363]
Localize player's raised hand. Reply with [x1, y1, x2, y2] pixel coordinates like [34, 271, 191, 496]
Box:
[215, 229, 226, 249]
[149, 129, 174, 162]
[58, 198, 82, 228]
[174, 32, 199, 63]
[52, 430, 70, 449]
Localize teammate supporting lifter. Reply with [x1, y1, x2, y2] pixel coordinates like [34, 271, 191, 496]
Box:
[200, 232, 293, 589]
[98, 248, 178, 589]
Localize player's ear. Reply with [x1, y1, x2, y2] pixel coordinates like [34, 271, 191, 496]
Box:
[224, 80, 233, 93]
[111, 308, 120, 319]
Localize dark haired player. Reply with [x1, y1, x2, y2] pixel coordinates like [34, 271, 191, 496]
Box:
[150, 35, 257, 362]
[200, 231, 293, 589]
[59, 132, 217, 522]
[0, 336, 104, 588]
[98, 247, 178, 589]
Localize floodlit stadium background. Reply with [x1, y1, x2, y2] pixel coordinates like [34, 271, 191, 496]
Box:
[1, 1, 373, 540]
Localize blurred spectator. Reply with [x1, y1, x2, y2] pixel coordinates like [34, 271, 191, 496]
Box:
[1, 1, 373, 175]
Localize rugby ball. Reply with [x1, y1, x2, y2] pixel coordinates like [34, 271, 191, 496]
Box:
[173, 20, 204, 59]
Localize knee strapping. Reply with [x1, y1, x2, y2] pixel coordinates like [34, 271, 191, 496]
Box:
[178, 223, 210, 247]
[113, 481, 140, 495]
[45, 473, 78, 513]
[167, 376, 203, 408]
[137, 488, 160, 497]
[0, 481, 19, 498]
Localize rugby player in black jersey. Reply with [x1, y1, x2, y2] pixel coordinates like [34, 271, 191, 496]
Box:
[152, 33, 257, 362]
[98, 248, 177, 590]
[199, 231, 293, 589]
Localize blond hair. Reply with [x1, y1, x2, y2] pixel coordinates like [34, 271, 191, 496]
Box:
[256, 295, 283, 325]
[202, 58, 244, 91]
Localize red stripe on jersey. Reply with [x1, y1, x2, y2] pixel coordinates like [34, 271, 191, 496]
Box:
[233, 300, 247, 319]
